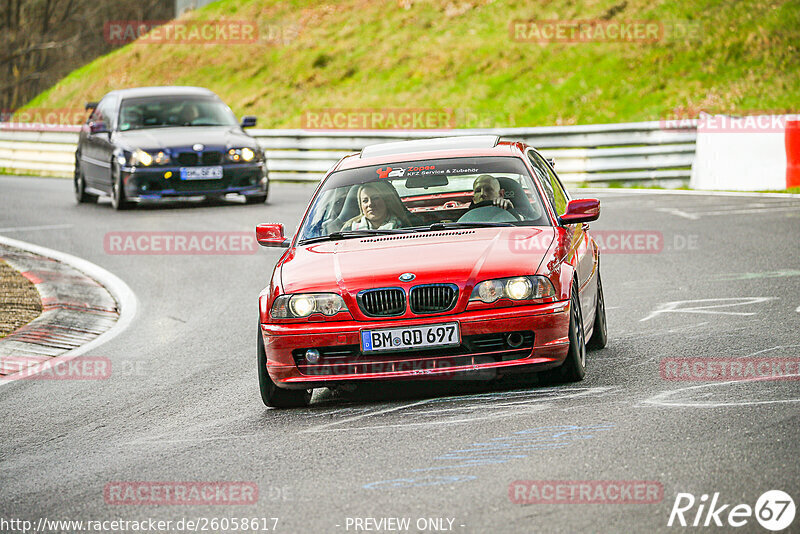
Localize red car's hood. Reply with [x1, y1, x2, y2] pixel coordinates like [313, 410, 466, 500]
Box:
[280, 227, 556, 297]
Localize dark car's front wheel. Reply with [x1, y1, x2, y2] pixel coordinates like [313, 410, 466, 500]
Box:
[74, 157, 97, 204]
[245, 194, 268, 205]
[258, 329, 311, 408]
[110, 162, 133, 211]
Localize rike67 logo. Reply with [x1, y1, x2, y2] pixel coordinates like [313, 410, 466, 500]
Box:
[668, 490, 795, 531]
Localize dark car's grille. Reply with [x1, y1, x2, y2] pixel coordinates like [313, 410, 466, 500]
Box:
[177, 152, 199, 166]
[176, 151, 223, 166]
[358, 288, 406, 317]
[410, 284, 458, 314]
[202, 151, 222, 165]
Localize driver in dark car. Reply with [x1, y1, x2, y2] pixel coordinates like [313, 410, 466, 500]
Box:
[470, 174, 513, 211]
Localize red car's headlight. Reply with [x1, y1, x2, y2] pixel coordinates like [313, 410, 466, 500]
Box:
[271, 293, 347, 318]
[469, 276, 555, 303]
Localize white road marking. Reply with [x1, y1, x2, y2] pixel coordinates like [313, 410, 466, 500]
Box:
[0, 224, 74, 233]
[796, 305, 800, 313]
[643, 376, 800, 408]
[301, 387, 615, 433]
[713, 270, 800, 281]
[640, 297, 776, 322]
[745, 345, 800, 357]
[655, 204, 800, 220]
[655, 208, 700, 220]
[693, 205, 800, 217]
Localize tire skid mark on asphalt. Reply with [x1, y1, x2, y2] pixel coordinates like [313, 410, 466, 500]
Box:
[301, 387, 616, 433]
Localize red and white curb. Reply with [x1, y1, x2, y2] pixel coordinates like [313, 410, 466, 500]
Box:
[0, 236, 137, 384]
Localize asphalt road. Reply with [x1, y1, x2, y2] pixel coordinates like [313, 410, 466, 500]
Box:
[1, 175, 799, 534]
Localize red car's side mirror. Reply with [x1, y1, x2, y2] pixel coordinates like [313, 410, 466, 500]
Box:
[256, 223, 290, 248]
[560, 198, 600, 224]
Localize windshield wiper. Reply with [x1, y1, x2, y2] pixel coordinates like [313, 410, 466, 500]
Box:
[298, 229, 410, 245]
[414, 221, 516, 232]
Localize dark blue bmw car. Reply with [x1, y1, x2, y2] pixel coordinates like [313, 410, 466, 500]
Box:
[75, 86, 268, 209]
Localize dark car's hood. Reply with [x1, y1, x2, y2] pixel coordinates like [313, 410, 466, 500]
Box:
[279, 227, 557, 298]
[114, 126, 256, 151]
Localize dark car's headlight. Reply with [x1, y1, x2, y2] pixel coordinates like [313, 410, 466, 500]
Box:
[227, 147, 258, 163]
[130, 148, 170, 166]
[469, 276, 555, 303]
[271, 293, 347, 318]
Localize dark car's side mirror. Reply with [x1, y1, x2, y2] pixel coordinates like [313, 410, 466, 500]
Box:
[559, 198, 600, 224]
[89, 121, 109, 134]
[85, 101, 98, 111]
[256, 223, 290, 248]
[241, 116, 257, 128]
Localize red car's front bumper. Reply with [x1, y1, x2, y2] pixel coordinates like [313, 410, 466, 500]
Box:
[261, 301, 571, 389]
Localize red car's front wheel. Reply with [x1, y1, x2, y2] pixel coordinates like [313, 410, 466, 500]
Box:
[541, 281, 586, 383]
[258, 329, 311, 408]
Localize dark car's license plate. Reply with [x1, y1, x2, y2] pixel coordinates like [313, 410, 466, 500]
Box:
[361, 323, 460, 352]
[180, 166, 223, 180]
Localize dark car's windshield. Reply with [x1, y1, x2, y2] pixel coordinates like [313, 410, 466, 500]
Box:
[118, 95, 239, 131]
[297, 156, 551, 243]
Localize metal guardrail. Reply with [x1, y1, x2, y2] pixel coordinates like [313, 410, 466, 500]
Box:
[0, 120, 697, 184]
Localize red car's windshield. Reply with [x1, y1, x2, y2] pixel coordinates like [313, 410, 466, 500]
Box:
[297, 156, 550, 242]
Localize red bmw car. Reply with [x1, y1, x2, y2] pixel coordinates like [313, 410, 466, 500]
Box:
[256, 135, 607, 407]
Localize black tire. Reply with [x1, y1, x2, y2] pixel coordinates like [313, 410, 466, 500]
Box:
[245, 194, 268, 205]
[110, 162, 132, 210]
[587, 270, 608, 350]
[74, 158, 98, 204]
[540, 281, 587, 383]
[258, 330, 311, 408]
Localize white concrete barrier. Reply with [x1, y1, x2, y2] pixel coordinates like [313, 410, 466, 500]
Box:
[690, 113, 799, 190]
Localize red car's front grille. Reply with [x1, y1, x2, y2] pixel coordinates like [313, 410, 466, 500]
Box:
[357, 288, 406, 317]
[292, 331, 534, 376]
[409, 284, 458, 314]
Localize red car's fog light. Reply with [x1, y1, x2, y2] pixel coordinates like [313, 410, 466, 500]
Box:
[305, 349, 321, 364]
